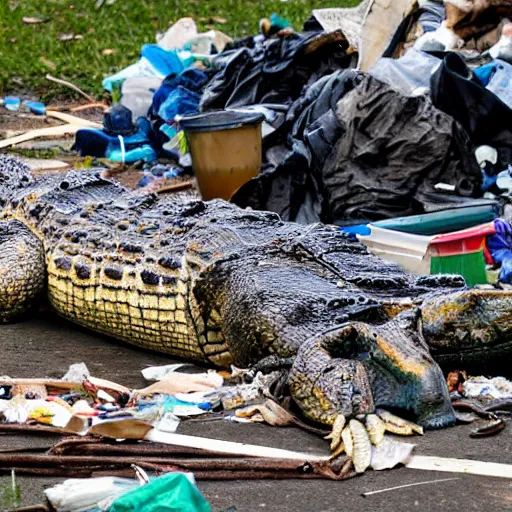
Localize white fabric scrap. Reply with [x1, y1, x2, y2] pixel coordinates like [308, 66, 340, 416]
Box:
[370, 436, 416, 471]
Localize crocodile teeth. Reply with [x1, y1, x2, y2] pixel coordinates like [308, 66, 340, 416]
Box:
[376, 409, 424, 436]
[349, 419, 372, 474]
[365, 413, 386, 446]
[325, 414, 346, 451]
[341, 426, 353, 457]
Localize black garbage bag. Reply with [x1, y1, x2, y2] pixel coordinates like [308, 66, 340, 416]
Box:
[232, 69, 362, 223]
[233, 75, 483, 225]
[200, 31, 351, 111]
[431, 53, 512, 172]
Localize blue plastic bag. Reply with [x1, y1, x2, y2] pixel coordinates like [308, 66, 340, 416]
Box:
[487, 219, 512, 283]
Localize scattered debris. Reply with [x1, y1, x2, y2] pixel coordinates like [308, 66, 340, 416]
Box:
[2, 5, 512, 509]
[470, 418, 507, 437]
[22, 17, 47, 24]
[362, 477, 460, 497]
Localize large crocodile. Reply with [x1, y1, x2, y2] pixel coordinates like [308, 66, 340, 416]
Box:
[1, 154, 511, 468]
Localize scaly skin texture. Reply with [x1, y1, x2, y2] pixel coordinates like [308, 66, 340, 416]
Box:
[0, 220, 45, 323]
[0, 154, 511, 431]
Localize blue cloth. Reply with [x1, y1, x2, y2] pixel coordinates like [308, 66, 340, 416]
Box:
[74, 117, 154, 160]
[151, 69, 209, 121]
[418, 0, 445, 33]
[474, 60, 512, 109]
[473, 63, 496, 86]
[140, 44, 185, 77]
[487, 219, 512, 283]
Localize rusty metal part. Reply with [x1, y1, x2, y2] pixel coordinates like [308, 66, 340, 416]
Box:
[48, 437, 250, 458]
[9, 506, 51, 512]
[470, 419, 507, 438]
[0, 423, 69, 436]
[0, 453, 354, 481]
[451, 400, 497, 420]
[0, 446, 51, 454]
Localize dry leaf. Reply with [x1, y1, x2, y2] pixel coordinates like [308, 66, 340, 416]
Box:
[102, 48, 116, 55]
[74, 34, 83, 40]
[39, 57, 57, 71]
[211, 16, 227, 24]
[23, 16, 46, 24]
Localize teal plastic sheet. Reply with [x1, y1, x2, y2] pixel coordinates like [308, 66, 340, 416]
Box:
[108, 473, 211, 512]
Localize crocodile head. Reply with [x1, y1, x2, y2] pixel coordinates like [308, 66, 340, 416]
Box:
[290, 308, 456, 429]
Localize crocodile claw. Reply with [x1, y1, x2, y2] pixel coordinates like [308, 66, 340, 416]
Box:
[328, 410, 423, 474]
[376, 408, 424, 436]
[324, 414, 346, 451]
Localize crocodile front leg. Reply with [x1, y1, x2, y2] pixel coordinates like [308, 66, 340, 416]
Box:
[0, 220, 46, 323]
[290, 309, 456, 430]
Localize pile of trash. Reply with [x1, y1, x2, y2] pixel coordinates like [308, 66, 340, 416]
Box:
[0, 360, 428, 509]
[0, 362, 290, 434]
[44, 0, 510, 283]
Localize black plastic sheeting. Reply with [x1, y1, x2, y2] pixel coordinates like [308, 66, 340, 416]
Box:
[232, 73, 483, 225]
[200, 31, 351, 111]
[431, 53, 512, 172]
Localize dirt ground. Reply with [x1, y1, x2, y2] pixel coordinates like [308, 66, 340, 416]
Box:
[1, 311, 512, 511]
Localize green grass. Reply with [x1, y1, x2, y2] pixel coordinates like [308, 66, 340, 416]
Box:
[0, 0, 357, 101]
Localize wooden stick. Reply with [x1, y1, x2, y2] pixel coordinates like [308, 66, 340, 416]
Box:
[0, 376, 130, 395]
[82, 419, 329, 461]
[45, 74, 95, 103]
[70, 102, 109, 112]
[156, 181, 194, 194]
[407, 456, 512, 479]
[0, 125, 85, 149]
[45, 110, 101, 127]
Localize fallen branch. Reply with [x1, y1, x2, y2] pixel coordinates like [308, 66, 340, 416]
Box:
[45, 74, 95, 103]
